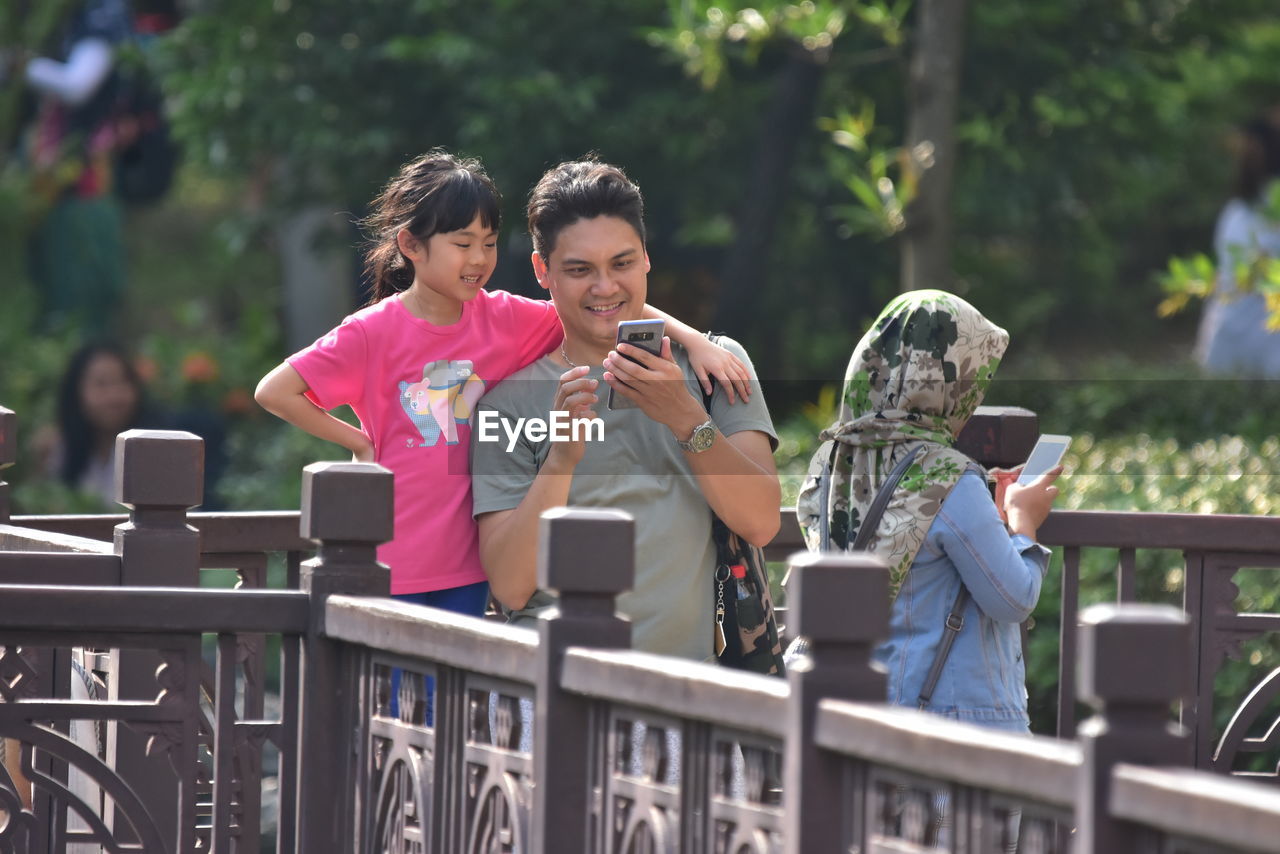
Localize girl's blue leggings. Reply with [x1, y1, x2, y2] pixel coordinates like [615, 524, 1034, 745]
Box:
[389, 581, 490, 722]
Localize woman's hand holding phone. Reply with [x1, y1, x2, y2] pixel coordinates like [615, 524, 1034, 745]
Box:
[1001, 466, 1062, 541]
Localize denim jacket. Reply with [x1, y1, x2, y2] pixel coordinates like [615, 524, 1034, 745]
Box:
[876, 469, 1051, 732]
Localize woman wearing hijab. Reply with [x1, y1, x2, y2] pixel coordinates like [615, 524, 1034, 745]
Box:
[796, 289, 1060, 733]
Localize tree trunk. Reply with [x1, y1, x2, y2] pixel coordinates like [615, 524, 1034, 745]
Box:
[712, 45, 825, 337]
[278, 206, 357, 352]
[900, 0, 969, 293]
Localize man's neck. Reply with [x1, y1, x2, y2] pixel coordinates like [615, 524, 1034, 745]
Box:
[557, 338, 610, 369]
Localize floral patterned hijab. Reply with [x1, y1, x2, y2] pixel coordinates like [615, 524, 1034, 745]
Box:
[796, 289, 1009, 597]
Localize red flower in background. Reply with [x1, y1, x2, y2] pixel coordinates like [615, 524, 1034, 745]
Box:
[181, 352, 220, 383]
[134, 355, 158, 384]
[222, 387, 254, 415]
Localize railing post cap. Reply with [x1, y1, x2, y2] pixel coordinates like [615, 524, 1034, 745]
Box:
[787, 551, 889, 643]
[538, 506, 635, 596]
[0, 407, 15, 467]
[300, 461, 394, 544]
[1078, 603, 1191, 707]
[114, 429, 204, 508]
[955, 405, 1039, 469]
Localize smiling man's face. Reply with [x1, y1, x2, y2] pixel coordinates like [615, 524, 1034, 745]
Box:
[534, 215, 650, 354]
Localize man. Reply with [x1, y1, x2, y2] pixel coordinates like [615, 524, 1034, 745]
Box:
[470, 158, 780, 660]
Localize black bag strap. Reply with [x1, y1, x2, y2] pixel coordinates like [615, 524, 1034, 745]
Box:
[847, 443, 925, 551]
[915, 462, 990, 708]
[699, 332, 725, 414]
[917, 585, 971, 710]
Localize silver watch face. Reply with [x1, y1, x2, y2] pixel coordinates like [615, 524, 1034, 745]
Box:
[690, 422, 715, 452]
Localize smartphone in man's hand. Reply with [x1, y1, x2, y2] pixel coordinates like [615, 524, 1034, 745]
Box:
[607, 319, 665, 410]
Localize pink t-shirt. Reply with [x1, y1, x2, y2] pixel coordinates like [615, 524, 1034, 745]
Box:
[288, 289, 562, 594]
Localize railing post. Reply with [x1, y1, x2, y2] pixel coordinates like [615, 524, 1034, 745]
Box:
[784, 552, 889, 854]
[295, 461, 393, 854]
[954, 405, 1039, 469]
[113, 429, 204, 585]
[108, 429, 205, 847]
[532, 507, 635, 854]
[1076, 603, 1192, 854]
[0, 406, 14, 523]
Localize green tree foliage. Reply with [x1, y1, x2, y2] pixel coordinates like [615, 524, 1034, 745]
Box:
[156, 0, 783, 305]
[957, 0, 1280, 343]
[654, 0, 1280, 371]
[11, 0, 1280, 386]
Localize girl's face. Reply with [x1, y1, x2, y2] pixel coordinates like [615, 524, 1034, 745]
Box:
[403, 214, 498, 305]
[80, 353, 140, 435]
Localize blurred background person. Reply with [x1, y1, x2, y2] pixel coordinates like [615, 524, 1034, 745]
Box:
[36, 341, 225, 509]
[1195, 109, 1280, 377]
[38, 341, 148, 506]
[20, 0, 133, 335]
[14, 0, 177, 335]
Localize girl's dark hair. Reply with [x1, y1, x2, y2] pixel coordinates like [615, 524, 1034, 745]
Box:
[526, 157, 645, 260]
[56, 342, 145, 487]
[361, 149, 502, 303]
[1234, 115, 1280, 203]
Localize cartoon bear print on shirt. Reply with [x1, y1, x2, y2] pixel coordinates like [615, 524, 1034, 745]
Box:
[398, 359, 487, 446]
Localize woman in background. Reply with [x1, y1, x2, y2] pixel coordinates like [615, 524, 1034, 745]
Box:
[44, 341, 147, 505]
[1195, 110, 1280, 377]
[39, 341, 225, 509]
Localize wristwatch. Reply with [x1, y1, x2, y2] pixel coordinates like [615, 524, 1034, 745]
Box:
[677, 418, 716, 453]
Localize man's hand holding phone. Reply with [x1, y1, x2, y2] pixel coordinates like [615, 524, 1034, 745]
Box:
[603, 337, 706, 433]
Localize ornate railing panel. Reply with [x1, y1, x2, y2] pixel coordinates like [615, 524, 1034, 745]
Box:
[462, 675, 532, 854]
[814, 700, 1079, 853]
[602, 706, 683, 854]
[707, 727, 783, 854]
[323, 595, 538, 854]
[560, 649, 788, 854]
[0, 585, 308, 854]
[368, 659, 435, 854]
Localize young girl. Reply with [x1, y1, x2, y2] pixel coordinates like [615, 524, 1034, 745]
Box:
[255, 149, 749, 615]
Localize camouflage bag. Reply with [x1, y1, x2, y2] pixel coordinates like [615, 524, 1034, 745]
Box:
[711, 515, 786, 677]
[699, 334, 785, 677]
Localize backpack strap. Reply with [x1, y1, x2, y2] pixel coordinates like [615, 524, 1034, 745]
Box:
[817, 440, 838, 551]
[917, 585, 971, 709]
[916, 461, 985, 709]
[699, 332, 724, 413]
[850, 443, 926, 551]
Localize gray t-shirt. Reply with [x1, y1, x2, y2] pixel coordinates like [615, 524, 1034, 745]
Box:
[470, 337, 777, 661]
